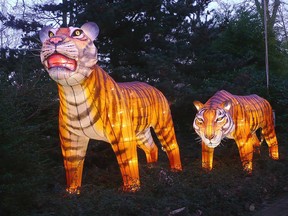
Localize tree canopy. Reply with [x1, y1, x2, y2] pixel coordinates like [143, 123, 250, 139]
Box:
[0, 0, 287, 128]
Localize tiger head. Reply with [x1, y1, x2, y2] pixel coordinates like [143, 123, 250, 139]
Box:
[193, 100, 235, 148]
[39, 22, 99, 86]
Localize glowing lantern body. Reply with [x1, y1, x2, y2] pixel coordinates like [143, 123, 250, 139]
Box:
[39, 22, 182, 194]
[193, 90, 279, 174]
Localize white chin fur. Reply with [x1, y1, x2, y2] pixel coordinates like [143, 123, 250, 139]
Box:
[48, 67, 75, 80]
[46, 65, 93, 86]
[202, 135, 222, 148]
[203, 141, 220, 148]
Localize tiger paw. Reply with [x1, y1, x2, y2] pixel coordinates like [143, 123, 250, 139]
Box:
[243, 164, 253, 176]
[171, 164, 182, 172]
[146, 162, 157, 169]
[122, 184, 140, 193]
[202, 162, 213, 171]
[269, 149, 279, 160]
[66, 186, 81, 195]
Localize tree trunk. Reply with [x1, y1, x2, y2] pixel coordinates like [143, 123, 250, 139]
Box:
[254, 0, 281, 32]
[62, 0, 68, 27]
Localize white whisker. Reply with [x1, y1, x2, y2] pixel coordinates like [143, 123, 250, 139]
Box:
[194, 136, 202, 145]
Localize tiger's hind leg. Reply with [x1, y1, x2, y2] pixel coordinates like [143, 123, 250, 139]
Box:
[154, 125, 182, 171]
[262, 125, 279, 160]
[136, 128, 158, 164]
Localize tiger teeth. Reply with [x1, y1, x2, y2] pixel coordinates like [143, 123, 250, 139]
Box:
[44, 61, 48, 69]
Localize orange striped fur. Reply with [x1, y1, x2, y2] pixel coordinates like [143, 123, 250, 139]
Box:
[193, 90, 279, 173]
[40, 22, 181, 193]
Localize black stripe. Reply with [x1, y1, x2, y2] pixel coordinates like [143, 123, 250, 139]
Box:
[64, 155, 85, 162]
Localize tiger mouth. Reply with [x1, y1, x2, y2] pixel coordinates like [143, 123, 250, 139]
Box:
[204, 141, 220, 148]
[47, 54, 77, 71]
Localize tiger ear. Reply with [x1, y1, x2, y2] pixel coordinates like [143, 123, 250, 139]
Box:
[193, 101, 204, 111]
[221, 100, 232, 111]
[81, 22, 99, 41]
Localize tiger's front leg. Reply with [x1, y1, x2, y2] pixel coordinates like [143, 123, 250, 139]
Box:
[235, 135, 254, 174]
[59, 126, 89, 194]
[251, 133, 261, 154]
[201, 142, 214, 171]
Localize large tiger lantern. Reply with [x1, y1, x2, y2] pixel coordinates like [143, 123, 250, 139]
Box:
[39, 22, 182, 194]
[193, 90, 279, 174]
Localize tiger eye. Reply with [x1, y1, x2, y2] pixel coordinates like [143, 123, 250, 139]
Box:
[216, 116, 224, 122]
[48, 31, 54, 37]
[196, 117, 204, 124]
[72, 29, 83, 37]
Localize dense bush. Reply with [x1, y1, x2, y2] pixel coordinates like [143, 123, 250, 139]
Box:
[0, 63, 287, 215]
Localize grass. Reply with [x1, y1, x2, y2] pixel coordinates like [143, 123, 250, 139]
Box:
[1, 124, 287, 216]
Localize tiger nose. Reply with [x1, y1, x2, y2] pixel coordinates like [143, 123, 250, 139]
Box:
[49, 36, 63, 44]
[205, 134, 215, 140]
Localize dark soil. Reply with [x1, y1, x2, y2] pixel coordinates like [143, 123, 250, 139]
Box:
[253, 193, 288, 216]
[1, 130, 287, 216]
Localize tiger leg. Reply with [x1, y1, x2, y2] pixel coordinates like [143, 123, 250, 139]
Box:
[136, 128, 158, 164]
[235, 136, 254, 174]
[262, 125, 279, 160]
[110, 134, 140, 192]
[59, 130, 89, 194]
[154, 126, 182, 171]
[251, 133, 261, 154]
[201, 142, 214, 170]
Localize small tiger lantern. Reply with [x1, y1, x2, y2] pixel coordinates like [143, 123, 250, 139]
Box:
[39, 22, 182, 194]
[193, 90, 279, 174]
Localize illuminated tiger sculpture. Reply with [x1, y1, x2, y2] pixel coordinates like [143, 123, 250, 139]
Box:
[193, 90, 279, 174]
[39, 22, 182, 194]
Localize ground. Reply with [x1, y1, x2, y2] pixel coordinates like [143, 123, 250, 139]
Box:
[1, 130, 287, 215]
[254, 193, 288, 216]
